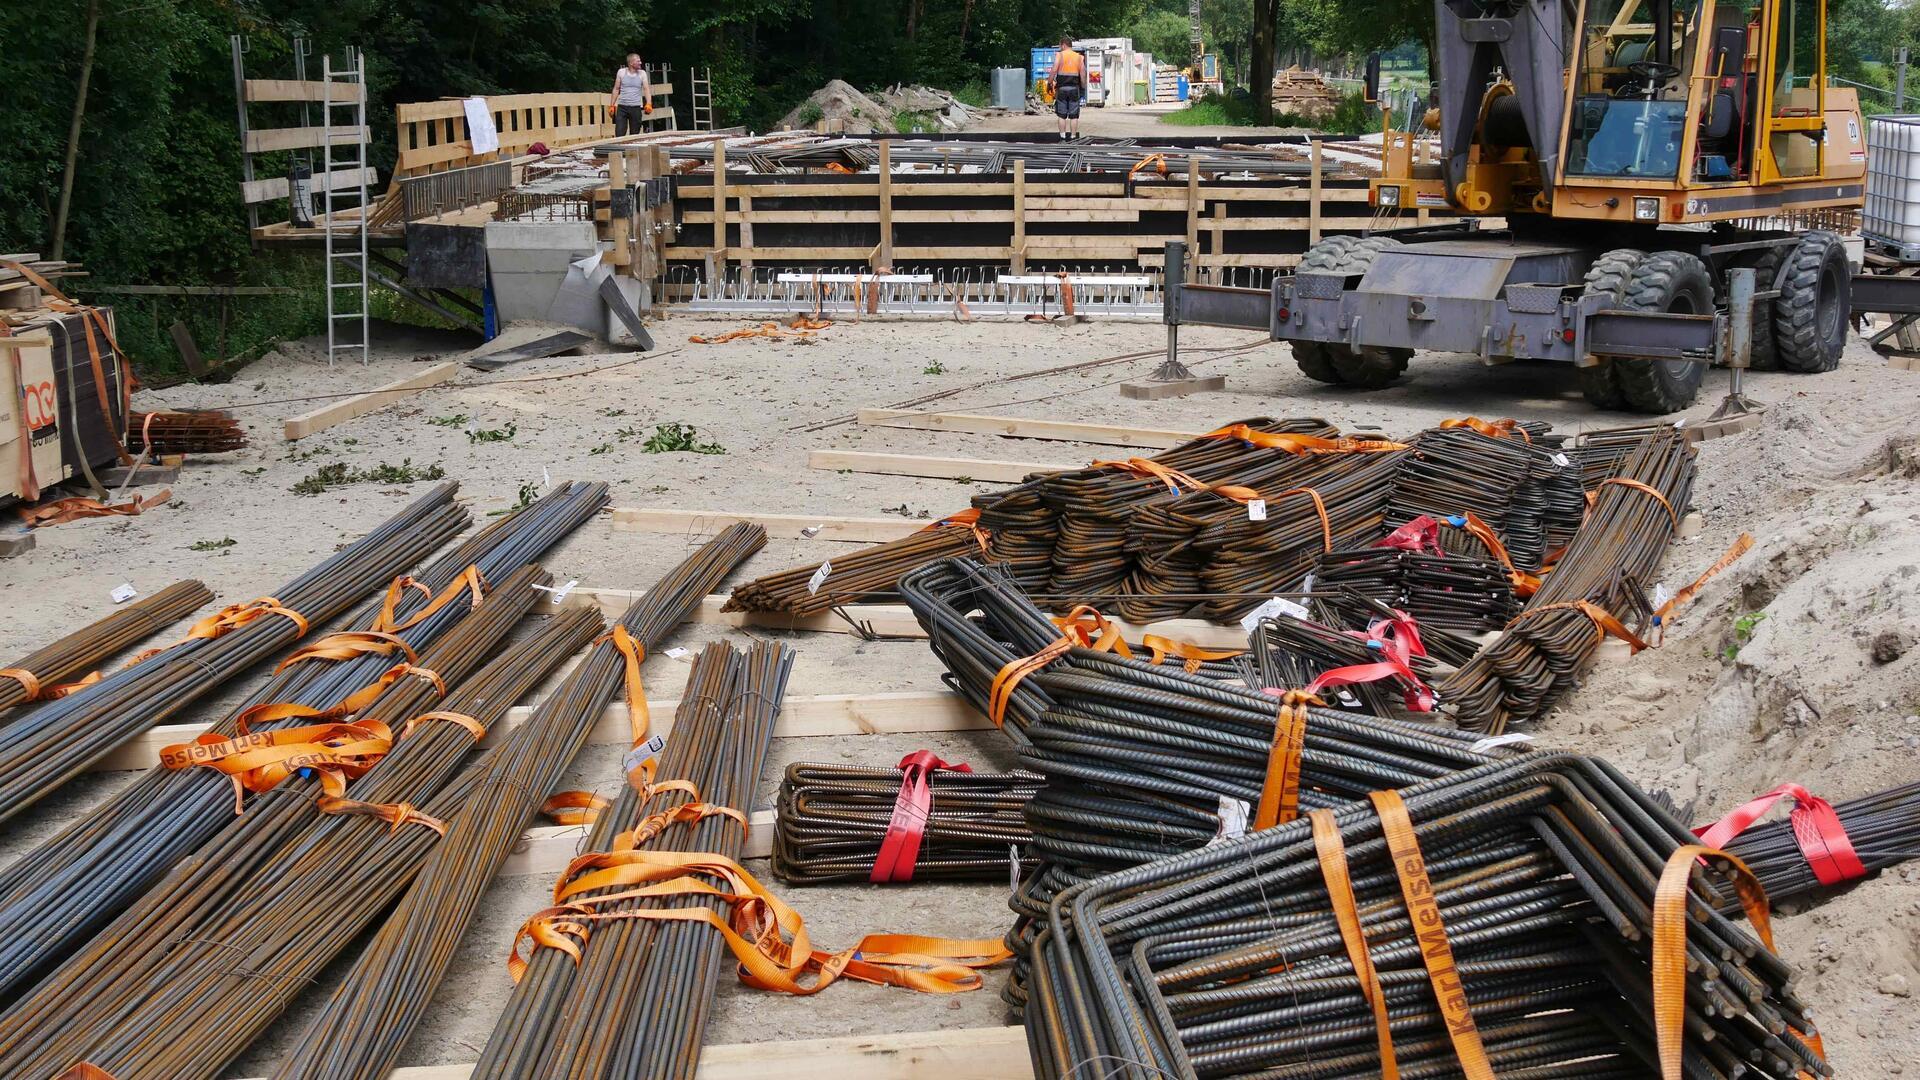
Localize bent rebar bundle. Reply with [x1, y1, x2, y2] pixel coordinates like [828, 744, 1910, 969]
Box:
[1438, 428, 1697, 734]
[1024, 753, 1829, 1080]
[1718, 780, 1920, 904]
[0, 578, 212, 714]
[773, 760, 1042, 884]
[899, 558, 1503, 1002]
[0, 573, 597, 1078]
[274, 522, 769, 1080]
[472, 637, 793, 1079]
[0, 481, 610, 999]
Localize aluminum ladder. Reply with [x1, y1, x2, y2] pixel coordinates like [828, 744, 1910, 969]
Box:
[322, 50, 369, 366]
[691, 67, 714, 131]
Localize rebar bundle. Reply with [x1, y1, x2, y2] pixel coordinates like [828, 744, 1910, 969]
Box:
[721, 515, 987, 616]
[773, 760, 1042, 884]
[0, 481, 610, 999]
[900, 558, 1506, 1005]
[1025, 753, 1828, 1080]
[1719, 780, 1920, 904]
[1117, 447, 1407, 624]
[1310, 547, 1518, 634]
[0, 579, 211, 714]
[0, 483, 470, 827]
[127, 410, 248, 454]
[1386, 424, 1584, 573]
[1237, 607, 1444, 720]
[271, 522, 771, 1080]
[0, 577, 600, 1079]
[471, 638, 794, 1080]
[1438, 429, 1696, 734]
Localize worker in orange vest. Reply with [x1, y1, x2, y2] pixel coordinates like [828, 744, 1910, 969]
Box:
[1049, 38, 1086, 141]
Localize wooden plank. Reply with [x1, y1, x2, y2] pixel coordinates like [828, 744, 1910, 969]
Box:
[245, 125, 370, 153]
[857, 408, 1200, 449]
[243, 78, 366, 103]
[1185, 157, 1200, 253]
[809, 449, 1068, 484]
[239, 166, 379, 205]
[711, 138, 729, 274]
[279, 1026, 1032, 1080]
[611, 507, 932, 542]
[281, 362, 460, 441]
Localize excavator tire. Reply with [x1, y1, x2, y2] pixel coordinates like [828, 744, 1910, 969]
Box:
[1290, 235, 1406, 387]
[1773, 230, 1850, 373]
[1611, 251, 1714, 413]
[1575, 249, 1646, 410]
[1733, 246, 1783, 371]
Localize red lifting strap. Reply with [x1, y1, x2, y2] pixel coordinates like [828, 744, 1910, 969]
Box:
[1306, 611, 1435, 712]
[1376, 514, 1446, 557]
[1694, 783, 1866, 887]
[870, 751, 973, 883]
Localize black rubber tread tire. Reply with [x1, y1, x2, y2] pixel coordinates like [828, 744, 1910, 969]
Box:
[1734, 246, 1784, 371]
[1329, 345, 1412, 389]
[1292, 340, 1346, 384]
[1611, 251, 1714, 413]
[1575, 248, 1646, 409]
[1772, 230, 1850, 373]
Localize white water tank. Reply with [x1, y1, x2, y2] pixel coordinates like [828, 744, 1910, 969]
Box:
[1864, 115, 1920, 260]
[992, 67, 1025, 110]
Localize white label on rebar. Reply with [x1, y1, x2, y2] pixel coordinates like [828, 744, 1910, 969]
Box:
[1651, 583, 1673, 612]
[806, 560, 832, 595]
[1247, 498, 1267, 521]
[1241, 596, 1311, 633]
[1550, 452, 1571, 468]
[532, 579, 578, 605]
[1337, 690, 1361, 708]
[1209, 796, 1250, 845]
[665, 646, 691, 661]
[622, 734, 668, 774]
[110, 583, 137, 604]
[1469, 732, 1534, 754]
[1300, 573, 1315, 595]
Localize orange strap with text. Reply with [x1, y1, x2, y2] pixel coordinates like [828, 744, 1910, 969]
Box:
[1592, 477, 1679, 531]
[1439, 416, 1531, 443]
[315, 794, 447, 835]
[1506, 599, 1652, 654]
[1203, 424, 1409, 455]
[511, 849, 1008, 993]
[1254, 690, 1317, 829]
[1652, 845, 1819, 1079]
[542, 791, 610, 826]
[1368, 789, 1494, 1080]
[1310, 809, 1399, 1079]
[1655, 533, 1754, 622]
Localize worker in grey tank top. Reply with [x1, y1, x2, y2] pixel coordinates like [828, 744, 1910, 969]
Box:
[609, 53, 652, 136]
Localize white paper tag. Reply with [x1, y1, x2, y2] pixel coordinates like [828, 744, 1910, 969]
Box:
[622, 733, 668, 774]
[1469, 732, 1534, 754]
[1550, 452, 1572, 468]
[1208, 796, 1251, 845]
[532, 579, 578, 605]
[1240, 596, 1312, 633]
[1009, 844, 1022, 892]
[542, 467, 552, 489]
[806, 560, 832, 596]
[1247, 498, 1267, 522]
[665, 646, 691, 661]
[1300, 572, 1316, 595]
[799, 524, 825, 539]
[110, 583, 138, 604]
[1337, 690, 1362, 708]
[1650, 583, 1673, 612]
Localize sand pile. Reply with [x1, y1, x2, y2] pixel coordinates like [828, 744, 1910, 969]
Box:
[778, 81, 996, 134]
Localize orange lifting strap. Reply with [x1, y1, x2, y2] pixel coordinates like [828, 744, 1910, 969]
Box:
[315, 794, 446, 836]
[1310, 808, 1399, 1079]
[1438, 416, 1532, 443]
[542, 791, 611, 826]
[1141, 635, 1241, 673]
[1590, 476, 1679, 531]
[1506, 599, 1653, 654]
[1202, 424, 1410, 455]
[1254, 690, 1319, 829]
[987, 605, 1134, 728]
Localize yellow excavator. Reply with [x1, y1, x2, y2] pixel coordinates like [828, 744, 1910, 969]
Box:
[1267, 0, 1868, 411]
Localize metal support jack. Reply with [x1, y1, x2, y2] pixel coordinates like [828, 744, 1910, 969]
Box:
[1125, 241, 1226, 399]
[1690, 267, 1766, 442]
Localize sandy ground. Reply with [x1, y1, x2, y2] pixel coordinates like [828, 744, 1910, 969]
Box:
[1, 310, 1917, 1075]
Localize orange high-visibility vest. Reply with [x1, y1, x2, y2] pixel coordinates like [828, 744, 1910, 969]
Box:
[1052, 50, 1086, 79]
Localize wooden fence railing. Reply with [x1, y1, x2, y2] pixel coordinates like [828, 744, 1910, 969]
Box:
[394, 82, 675, 177]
